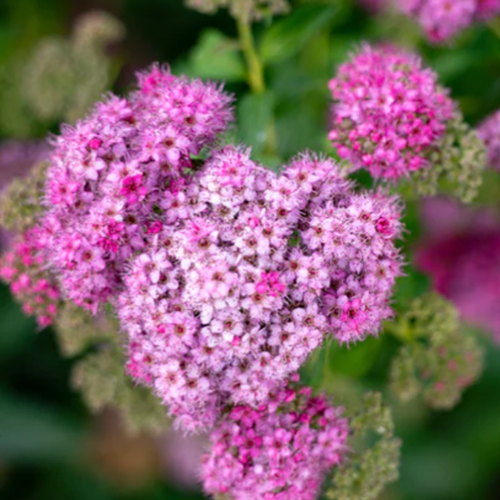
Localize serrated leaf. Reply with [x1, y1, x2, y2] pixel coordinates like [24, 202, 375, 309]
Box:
[260, 4, 337, 64]
[189, 29, 245, 82]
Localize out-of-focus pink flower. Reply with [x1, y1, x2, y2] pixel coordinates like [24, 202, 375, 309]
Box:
[417, 197, 500, 340]
[329, 45, 454, 180]
[478, 108, 500, 171]
[0, 225, 60, 328]
[396, 0, 500, 42]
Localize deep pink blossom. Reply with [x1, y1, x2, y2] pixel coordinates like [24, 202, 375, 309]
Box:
[202, 382, 349, 500]
[396, 0, 500, 42]
[0, 226, 60, 327]
[329, 45, 454, 180]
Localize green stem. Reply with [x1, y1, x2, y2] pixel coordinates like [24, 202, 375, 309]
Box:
[236, 19, 278, 158]
[237, 19, 265, 94]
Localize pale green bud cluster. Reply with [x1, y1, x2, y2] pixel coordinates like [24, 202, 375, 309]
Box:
[0, 161, 48, 232]
[413, 111, 486, 203]
[0, 11, 124, 137]
[72, 343, 168, 435]
[53, 303, 117, 357]
[186, 0, 288, 22]
[72, 10, 126, 50]
[389, 293, 484, 409]
[52, 304, 167, 434]
[327, 392, 401, 500]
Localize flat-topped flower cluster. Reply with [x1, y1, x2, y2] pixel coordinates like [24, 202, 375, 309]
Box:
[397, 0, 500, 43]
[1, 63, 405, 499]
[329, 45, 454, 181]
[118, 146, 402, 431]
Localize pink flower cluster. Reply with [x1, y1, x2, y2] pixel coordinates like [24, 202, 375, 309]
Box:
[43, 65, 233, 312]
[329, 45, 454, 181]
[117, 146, 402, 431]
[202, 379, 349, 500]
[0, 226, 59, 327]
[478, 108, 500, 170]
[417, 198, 500, 341]
[397, 0, 500, 42]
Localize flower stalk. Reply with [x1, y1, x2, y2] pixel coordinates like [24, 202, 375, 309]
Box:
[236, 19, 265, 94]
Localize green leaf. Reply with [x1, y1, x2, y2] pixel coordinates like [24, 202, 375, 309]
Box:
[0, 285, 35, 362]
[189, 29, 245, 82]
[0, 388, 84, 463]
[328, 336, 383, 378]
[237, 91, 274, 154]
[260, 4, 337, 64]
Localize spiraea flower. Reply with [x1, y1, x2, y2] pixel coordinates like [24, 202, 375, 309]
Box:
[201, 379, 349, 500]
[396, 0, 500, 43]
[329, 45, 454, 180]
[417, 197, 500, 340]
[116, 147, 402, 432]
[0, 225, 60, 327]
[44, 65, 233, 312]
[478, 108, 500, 170]
[329, 45, 485, 201]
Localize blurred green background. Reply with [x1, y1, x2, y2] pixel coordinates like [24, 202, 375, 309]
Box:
[2, 1, 500, 499]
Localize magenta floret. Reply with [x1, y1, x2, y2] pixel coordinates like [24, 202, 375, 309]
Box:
[0, 225, 60, 327]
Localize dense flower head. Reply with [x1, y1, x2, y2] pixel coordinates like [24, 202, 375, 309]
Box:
[329, 45, 454, 181]
[417, 197, 500, 340]
[0, 226, 60, 327]
[478, 108, 500, 170]
[44, 65, 233, 311]
[201, 380, 349, 500]
[396, 0, 500, 42]
[116, 146, 403, 431]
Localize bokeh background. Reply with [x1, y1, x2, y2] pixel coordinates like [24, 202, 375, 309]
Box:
[2, 1, 500, 499]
